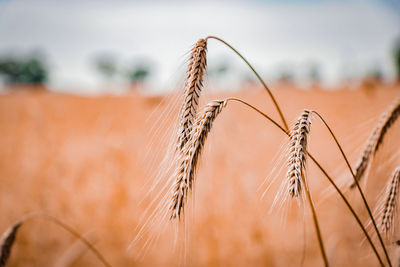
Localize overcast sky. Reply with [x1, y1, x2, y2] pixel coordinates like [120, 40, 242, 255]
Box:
[0, 0, 399, 93]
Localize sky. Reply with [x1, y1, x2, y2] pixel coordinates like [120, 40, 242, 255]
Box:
[0, 0, 399, 94]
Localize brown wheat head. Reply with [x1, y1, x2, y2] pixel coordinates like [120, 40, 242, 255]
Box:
[170, 100, 227, 219]
[287, 110, 312, 199]
[176, 38, 208, 151]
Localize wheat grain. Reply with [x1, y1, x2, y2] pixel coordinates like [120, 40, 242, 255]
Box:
[177, 38, 208, 151]
[0, 222, 21, 267]
[380, 167, 400, 234]
[351, 97, 400, 188]
[171, 100, 227, 219]
[287, 110, 312, 198]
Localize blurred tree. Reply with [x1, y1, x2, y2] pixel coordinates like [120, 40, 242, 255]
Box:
[0, 54, 48, 85]
[394, 38, 400, 83]
[91, 54, 154, 89]
[93, 54, 117, 79]
[308, 63, 321, 84]
[126, 63, 152, 85]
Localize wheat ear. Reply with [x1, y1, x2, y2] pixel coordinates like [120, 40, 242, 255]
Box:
[286, 110, 329, 266]
[380, 167, 400, 234]
[171, 100, 227, 219]
[287, 110, 312, 198]
[0, 222, 21, 267]
[351, 97, 400, 188]
[176, 38, 208, 151]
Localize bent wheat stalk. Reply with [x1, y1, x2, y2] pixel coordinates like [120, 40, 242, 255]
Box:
[170, 100, 227, 219]
[205, 36, 289, 131]
[169, 37, 387, 265]
[380, 167, 400, 234]
[351, 97, 400, 188]
[0, 213, 111, 267]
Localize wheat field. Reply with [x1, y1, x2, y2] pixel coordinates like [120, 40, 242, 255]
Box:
[0, 82, 399, 266]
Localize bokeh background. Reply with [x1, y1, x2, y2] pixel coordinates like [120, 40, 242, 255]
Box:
[0, 0, 400, 266]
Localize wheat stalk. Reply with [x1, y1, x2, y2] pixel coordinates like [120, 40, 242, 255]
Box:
[286, 110, 329, 265]
[351, 97, 400, 188]
[170, 100, 227, 219]
[176, 38, 208, 151]
[380, 167, 400, 234]
[287, 110, 312, 198]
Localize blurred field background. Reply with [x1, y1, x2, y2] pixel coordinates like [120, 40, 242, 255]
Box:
[1, 0, 400, 266]
[1, 84, 400, 266]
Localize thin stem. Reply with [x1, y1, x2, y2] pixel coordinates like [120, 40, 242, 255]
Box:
[225, 98, 385, 267]
[226, 98, 285, 132]
[307, 154, 384, 267]
[19, 213, 112, 267]
[301, 173, 329, 266]
[206, 36, 289, 131]
[312, 111, 392, 267]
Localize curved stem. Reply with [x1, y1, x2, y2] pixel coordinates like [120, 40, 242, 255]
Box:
[206, 36, 289, 131]
[226, 98, 286, 133]
[19, 213, 112, 267]
[225, 98, 385, 266]
[311, 111, 391, 267]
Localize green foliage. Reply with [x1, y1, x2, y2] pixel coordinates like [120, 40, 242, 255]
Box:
[92, 53, 153, 86]
[394, 38, 400, 81]
[0, 54, 48, 85]
[127, 65, 150, 83]
[308, 63, 321, 82]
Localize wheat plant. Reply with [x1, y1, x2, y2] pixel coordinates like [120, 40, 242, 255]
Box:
[166, 36, 400, 267]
